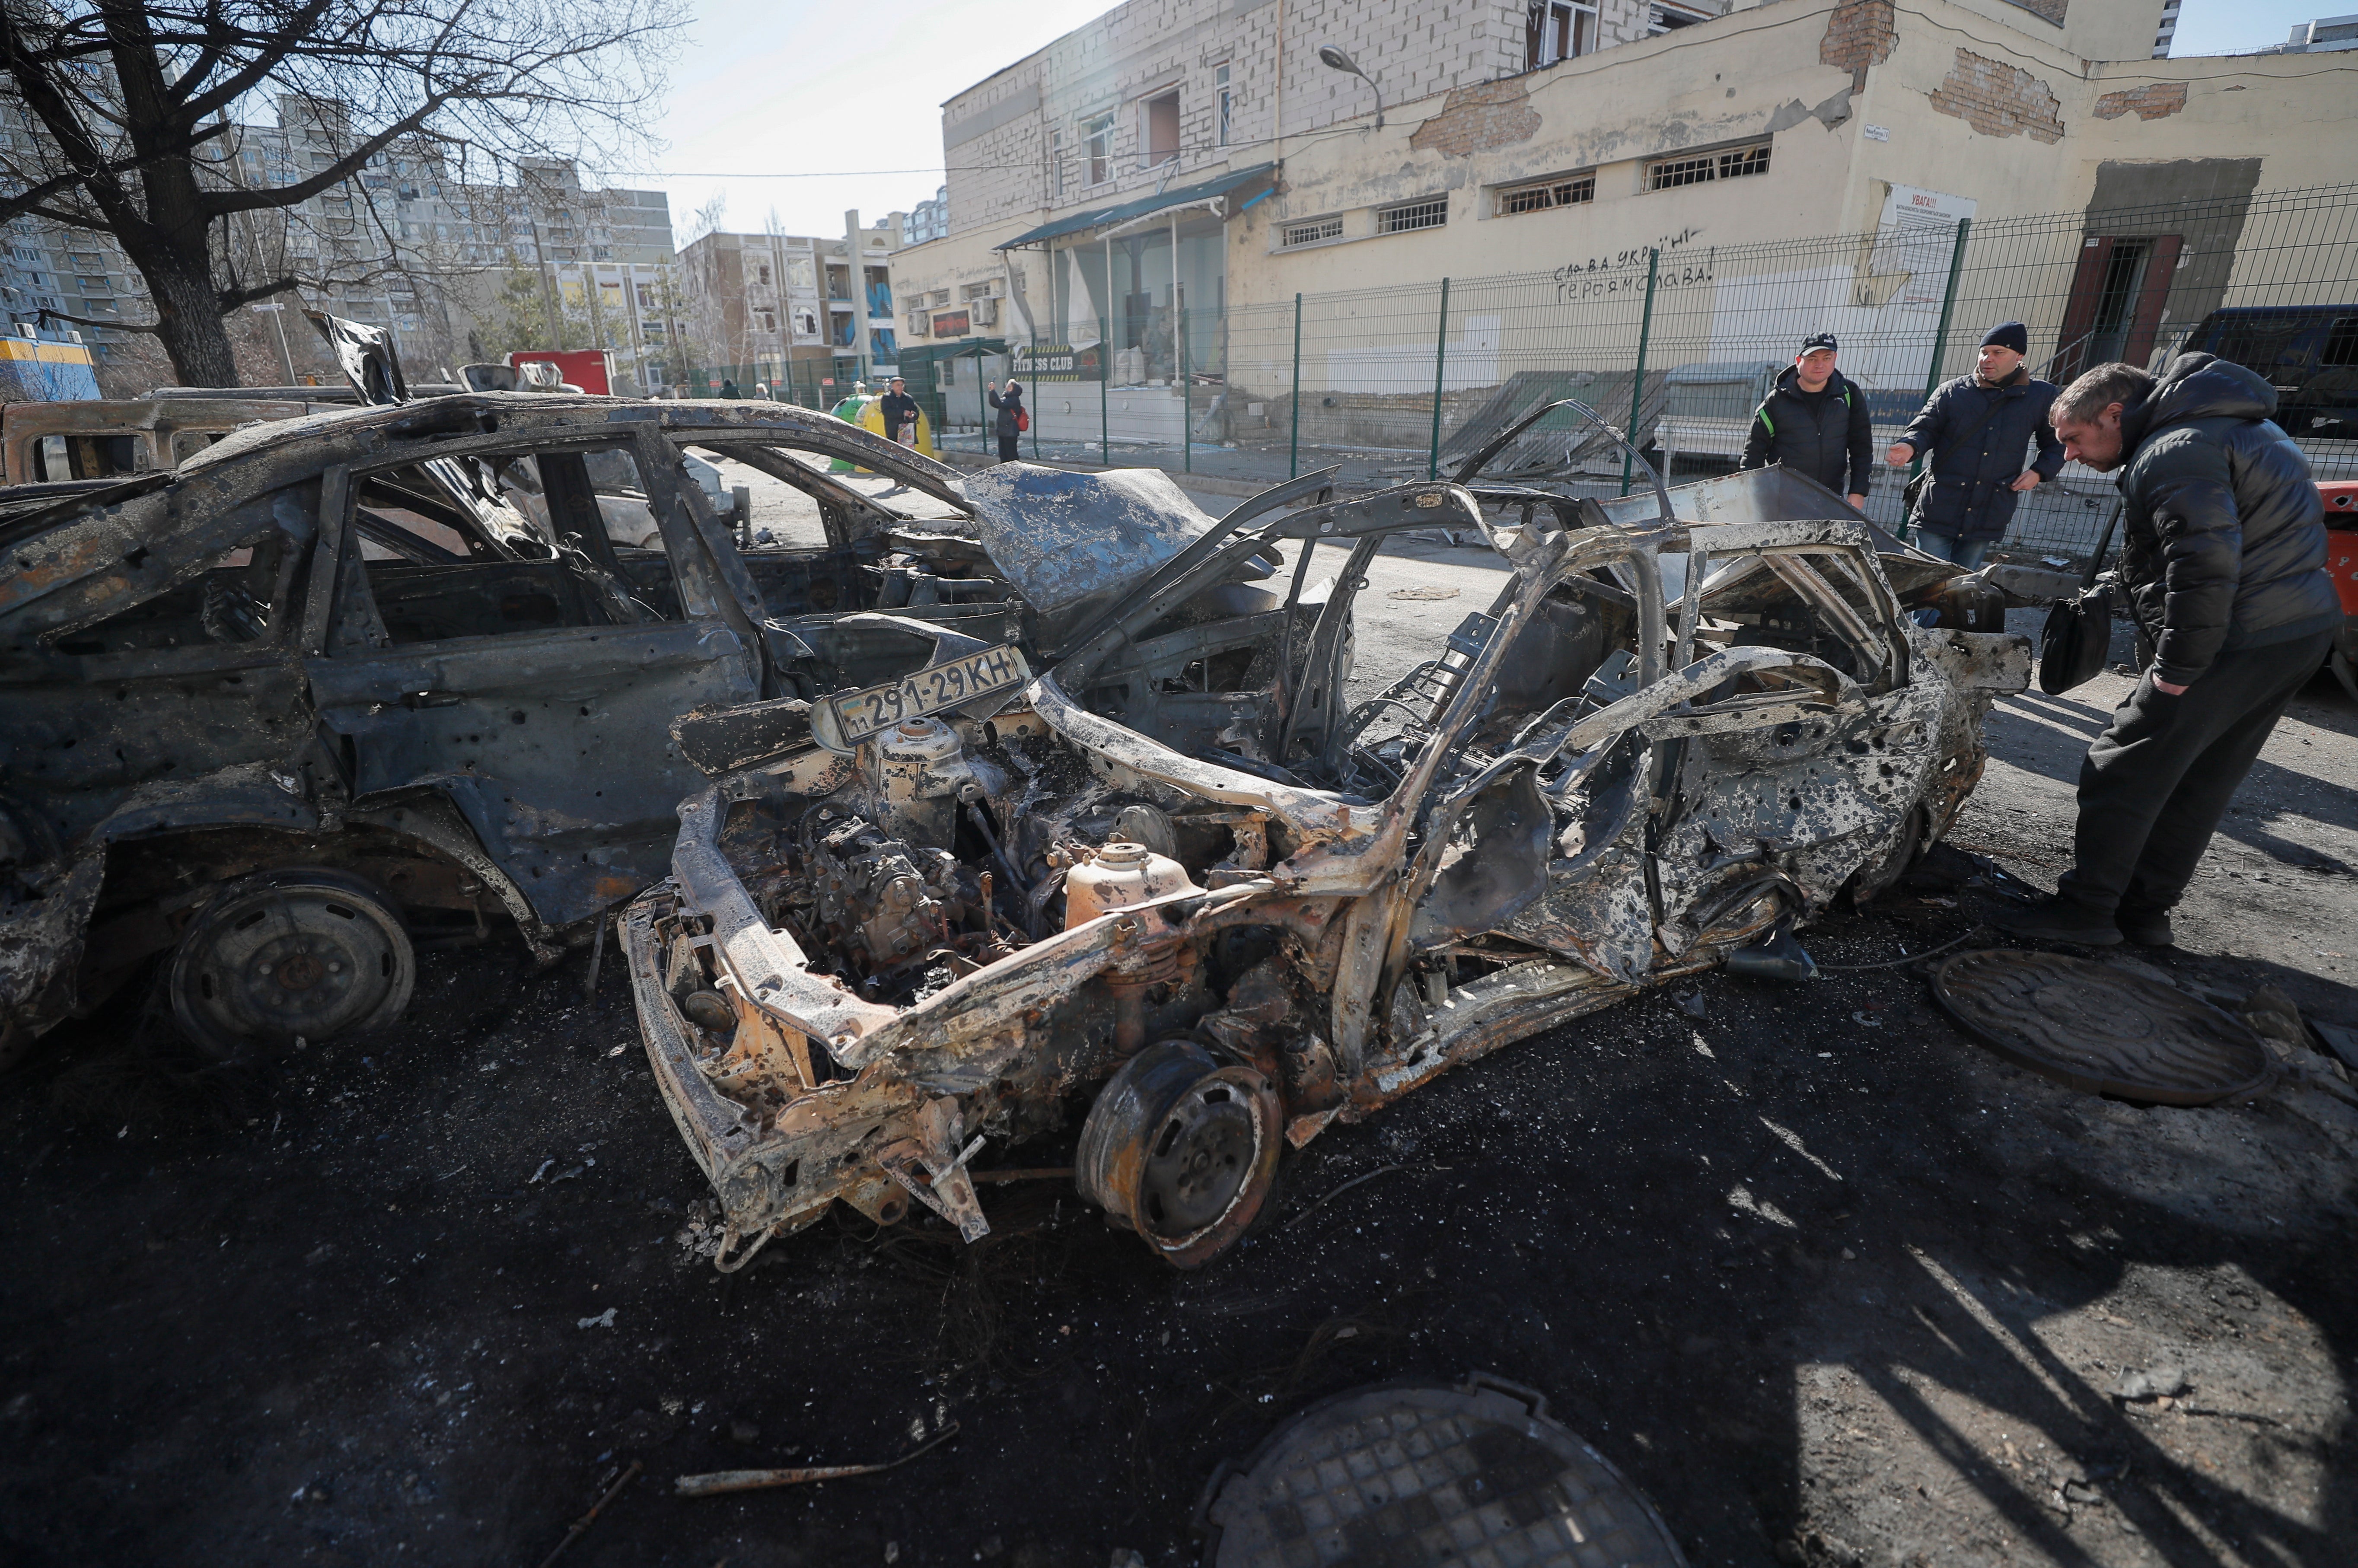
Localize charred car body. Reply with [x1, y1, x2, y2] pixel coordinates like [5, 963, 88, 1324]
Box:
[624, 464, 2031, 1271]
[0, 394, 1204, 1065]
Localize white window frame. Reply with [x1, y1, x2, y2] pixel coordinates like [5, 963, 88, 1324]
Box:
[1083, 113, 1113, 187]
[1495, 171, 1597, 216]
[1278, 214, 1345, 249]
[1541, 1, 1597, 64]
[1215, 63, 1233, 147]
[1050, 128, 1067, 199]
[1376, 196, 1450, 236]
[1645, 142, 1771, 191]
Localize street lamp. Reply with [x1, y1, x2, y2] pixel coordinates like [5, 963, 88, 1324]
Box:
[1317, 45, 1384, 131]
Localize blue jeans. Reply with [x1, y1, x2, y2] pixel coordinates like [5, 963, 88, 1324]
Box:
[1913, 528, 1989, 569]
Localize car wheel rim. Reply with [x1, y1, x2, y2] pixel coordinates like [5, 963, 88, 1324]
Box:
[171, 877, 413, 1055]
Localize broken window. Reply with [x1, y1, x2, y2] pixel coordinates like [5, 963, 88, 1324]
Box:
[1646, 143, 1770, 191]
[1142, 91, 1180, 169]
[1216, 63, 1233, 146]
[1280, 216, 1345, 248]
[28, 430, 146, 481]
[1498, 172, 1596, 215]
[354, 446, 682, 646]
[51, 518, 300, 656]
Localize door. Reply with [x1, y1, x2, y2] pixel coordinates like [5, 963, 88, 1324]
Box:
[303, 450, 764, 929]
[2055, 234, 2183, 381]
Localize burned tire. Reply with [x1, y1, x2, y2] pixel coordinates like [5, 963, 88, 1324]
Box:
[166, 868, 415, 1058]
[1077, 1040, 1282, 1270]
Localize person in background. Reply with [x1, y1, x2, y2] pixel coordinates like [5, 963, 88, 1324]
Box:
[718, 377, 739, 400]
[879, 377, 921, 447]
[1886, 322, 2064, 568]
[1740, 330, 1872, 510]
[988, 379, 1025, 464]
[2000, 355, 2337, 948]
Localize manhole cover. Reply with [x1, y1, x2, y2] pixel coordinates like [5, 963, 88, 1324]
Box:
[1196, 1374, 1687, 1568]
[1931, 949, 2269, 1105]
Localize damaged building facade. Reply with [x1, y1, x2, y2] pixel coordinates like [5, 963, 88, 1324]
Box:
[887, 0, 2355, 441]
[677, 216, 905, 393]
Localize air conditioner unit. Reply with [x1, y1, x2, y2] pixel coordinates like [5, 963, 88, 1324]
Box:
[905, 313, 929, 338]
[969, 296, 999, 327]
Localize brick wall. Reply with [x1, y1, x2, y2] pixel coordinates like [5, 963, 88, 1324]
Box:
[1925, 48, 2065, 143]
[1819, 0, 1897, 81]
[2092, 81, 2186, 121]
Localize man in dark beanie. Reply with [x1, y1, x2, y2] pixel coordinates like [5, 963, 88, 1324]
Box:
[1741, 330, 1873, 509]
[1886, 321, 2063, 567]
[2001, 354, 2337, 947]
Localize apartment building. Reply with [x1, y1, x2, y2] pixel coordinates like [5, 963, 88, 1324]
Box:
[0, 94, 682, 393]
[678, 215, 903, 390]
[888, 0, 2352, 438]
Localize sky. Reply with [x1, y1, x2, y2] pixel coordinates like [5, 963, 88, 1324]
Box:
[603, 0, 2333, 241]
[614, 0, 1114, 242]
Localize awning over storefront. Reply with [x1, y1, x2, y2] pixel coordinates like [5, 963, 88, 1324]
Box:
[995, 163, 1277, 249]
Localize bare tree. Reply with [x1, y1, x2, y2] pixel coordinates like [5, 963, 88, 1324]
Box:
[0, 0, 682, 386]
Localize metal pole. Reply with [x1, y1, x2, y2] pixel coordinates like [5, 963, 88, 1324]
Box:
[1620, 248, 1660, 497]
[1428, 277, 1450, 481]
[1100, 313, 1110, 463]
[1288, 292, 1302, 480]
[1905, 217, 1973, 542]
[1173, 215, 1185, 471]
[1182, 304, 1192, 473]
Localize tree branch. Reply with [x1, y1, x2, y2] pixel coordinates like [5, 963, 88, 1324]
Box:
[202, 95, 456, 218]
[38, 306, 163, 338]
[215, 277, 303, 312]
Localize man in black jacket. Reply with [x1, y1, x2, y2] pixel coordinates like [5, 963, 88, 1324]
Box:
[1741, 331, 1872, 509]
[1886, 322, 2064, 567]
[2001, 354, 2339, 947]
[878, 378, 921, 446]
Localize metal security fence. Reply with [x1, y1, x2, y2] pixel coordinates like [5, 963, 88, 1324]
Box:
[674, 359, 881, 409]
[987, 180, 2358, 565]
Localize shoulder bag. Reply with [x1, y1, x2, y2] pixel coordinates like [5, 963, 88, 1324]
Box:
[2036, 499, 2122, 695]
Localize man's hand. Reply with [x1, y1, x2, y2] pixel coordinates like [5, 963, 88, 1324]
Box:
[2154, 678, 2189, 696]
[1846, 493, 1868, 510]
[2007, 471, 2042, 493]
[1885, 441, 1914, 466]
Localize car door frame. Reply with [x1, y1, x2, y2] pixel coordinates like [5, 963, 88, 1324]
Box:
[299, 430, 771, 931]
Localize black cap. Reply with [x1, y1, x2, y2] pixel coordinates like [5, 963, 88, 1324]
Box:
[1800, 331, 1838, 354]
[1981, 321, 2028, 355]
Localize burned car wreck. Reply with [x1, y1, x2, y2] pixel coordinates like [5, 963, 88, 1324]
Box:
[0, 393, 1229, 1065]
[625, 470, 2032, 1270]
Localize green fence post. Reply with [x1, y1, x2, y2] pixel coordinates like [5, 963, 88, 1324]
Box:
[1100, 317, 1110, 465]
[979, 357, 988, 456]
[1288, 293, 1303, 481]
[1182, 305, 1192, 474]
[1621, 248, 1660, 497]
[1428, 277, 1451, 481]
[1031, 344, 1041, 462]
[1906, 217, 1973, 541]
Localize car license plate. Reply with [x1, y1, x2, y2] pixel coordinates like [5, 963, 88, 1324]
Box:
[822, 643, 1030, 746]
